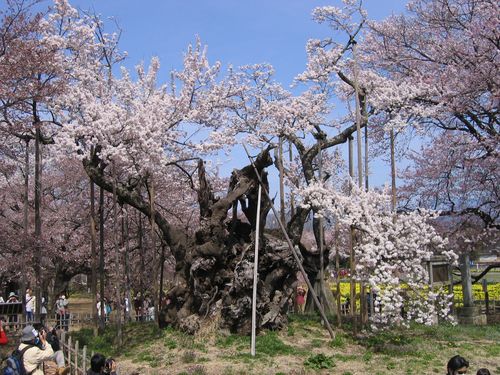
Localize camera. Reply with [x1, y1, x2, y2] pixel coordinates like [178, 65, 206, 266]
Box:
[103, 358, 114, 374]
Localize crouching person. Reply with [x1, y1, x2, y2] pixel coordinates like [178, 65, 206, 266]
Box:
[20, 325, 70, 375]
[44, 326, 70, 375]
[19, 325, 54, 375]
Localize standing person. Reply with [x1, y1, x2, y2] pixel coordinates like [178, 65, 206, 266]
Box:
[0, 318, 7, 365]
[25, 288, 35, 322]
[296, 287, 306, 314]
[40, 296, 48, 326]
[18, 325, 54, 375]
[142, 296, 150, 321]
[55, 294, 69, 331]
[133, 293, 142, 321]
[447, 355, 469, 375]
[0, 318, 8, 345]
[96, 300, 102, 319]
[62, 295, 70, 331]
[124, 296, 130, 322]
[104, 298, 111, 322]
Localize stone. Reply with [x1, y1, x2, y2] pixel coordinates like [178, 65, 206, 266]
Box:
[457, 306, 487, 325]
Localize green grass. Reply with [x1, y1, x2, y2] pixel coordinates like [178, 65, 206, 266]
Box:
[255, 331, 297, 356]
[215, 334, 249, 349]
[333, 353, 357, 362]
[329, 334, 345, 348]
[304, 353, 336, 370]
[310, 338, 323, 348]
[216, 331, 298, 358]
[70, 318, 500, 374]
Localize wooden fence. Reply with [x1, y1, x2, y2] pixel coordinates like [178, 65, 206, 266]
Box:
[60, 331, 90, 375]
[1, 312, 93, 331]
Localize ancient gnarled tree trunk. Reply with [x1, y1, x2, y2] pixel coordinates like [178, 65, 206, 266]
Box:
[84, 148, 298, 334]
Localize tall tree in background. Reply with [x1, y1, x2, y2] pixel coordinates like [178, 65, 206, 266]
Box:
[361, 0, 499, 225]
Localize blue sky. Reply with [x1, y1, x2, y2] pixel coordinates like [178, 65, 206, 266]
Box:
[66, 0, 409, 189]
[70, 0, 407, 85]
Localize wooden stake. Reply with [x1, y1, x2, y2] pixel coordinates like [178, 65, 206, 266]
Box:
[278, 137, 286, 225]
[289, 141, 295, 217]
[335, 223, 342, 327]
[112, 163, 123, 345]
[390, 128, 397, 212]
[90, 176, 98, 334]
[148, 178, 159, 323]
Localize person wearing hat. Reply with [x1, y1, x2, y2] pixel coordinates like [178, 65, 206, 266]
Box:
[7, 292, 19, 303]
[19, 325, 54, 375]
[6, 292, 19, 329]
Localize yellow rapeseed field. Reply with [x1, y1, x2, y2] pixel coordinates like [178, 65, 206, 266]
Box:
[327, 281, 500, 306]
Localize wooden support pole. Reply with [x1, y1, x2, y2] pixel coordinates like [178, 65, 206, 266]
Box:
[68, 336, 72, 373]
[288, 141, 295, 217]
[243, 145, 335, 339]
[390, 128, 397, 212]
[350, 227, 357, 334]
[83, 346, 87, 374]
[75, 340, 79, 374]
[482, 279, 489, 315]
[335, 223, 342, 327]
[318, 145, 325, 310]
[278, 137, 286, 225]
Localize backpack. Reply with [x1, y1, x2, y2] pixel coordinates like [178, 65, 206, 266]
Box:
[1, 345, 35, 375]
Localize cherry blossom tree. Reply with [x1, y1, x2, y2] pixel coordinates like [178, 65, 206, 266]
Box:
[0, 0, 84, 317]
[299, 182, 457, 327]
[3, 0, 489, 334]
[360, 0, 499, 289]
[42, 0, 300, 332]
[361, 0, 499, 221]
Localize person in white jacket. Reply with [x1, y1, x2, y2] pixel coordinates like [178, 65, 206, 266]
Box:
[18, 325, 54, 375]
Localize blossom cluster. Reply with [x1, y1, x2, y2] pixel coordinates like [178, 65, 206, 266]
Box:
[298, 182, 457, 327]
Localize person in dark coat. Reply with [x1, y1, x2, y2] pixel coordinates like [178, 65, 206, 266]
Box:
[447, 355, 469, 375]
[87, 353, 117, 375]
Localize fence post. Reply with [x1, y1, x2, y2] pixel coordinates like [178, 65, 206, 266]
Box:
[75, 340, 79, 375]
[68, 336, 72, 375]
[83, 345, 87, 374]
[482, 279, 489, 315]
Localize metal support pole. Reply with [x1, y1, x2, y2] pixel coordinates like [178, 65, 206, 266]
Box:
[251, 185, 262, 357]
